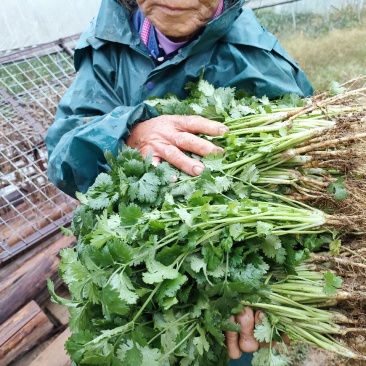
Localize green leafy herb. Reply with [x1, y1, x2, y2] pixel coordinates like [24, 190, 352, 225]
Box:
[50, 79, 364, 366]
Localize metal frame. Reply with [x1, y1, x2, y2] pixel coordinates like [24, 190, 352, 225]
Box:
[0, 36, 80, 265]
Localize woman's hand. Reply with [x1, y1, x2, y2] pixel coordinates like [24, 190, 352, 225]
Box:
[226, 307, 291, 359]
[126, 115, 229, 176]
[226, 307, 263, 359]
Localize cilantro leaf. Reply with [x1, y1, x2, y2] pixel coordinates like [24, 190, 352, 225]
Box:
[124, 343, 143, 366]
[240, 164, 260, 183]
[329, 238, 341, 256]
[229, 223, 246, 241]
[101, 285, 131, 316]
[119, 203, 143, 226]
[86, 173, 119, 210]
[327, 177, 348, 201]
[230, 263, 266, 290]
[198, 79, 215, 97]
[174, 207, 195, 226]
[123, 159, 145, 178]
[190, 255, 207, 273]
[128, 172, 161, 203]
[109, 271, 139, 304]
[117, 340, 142, 366]
[157, 274, 188, 308]
[139, 345, 162, 366]
[254, 316, 272, 343]
[252, 348, 291, 366]
[81, 339, 114, 365]
[257, 221, 274, 236]
[47, 279, 80, 308]
[68, 304, 92, 332]
[143, 258, 179, 284]
[202, 153, 224, 172]
[155, 161, 178, 184]
[260, 235, 283, 260]
[193, 325, 210, 356]
[65, 330, 94, 363]
[89, 212, 124, 248]
[323, 271, 342, 295]
[329, 80, 346, 96]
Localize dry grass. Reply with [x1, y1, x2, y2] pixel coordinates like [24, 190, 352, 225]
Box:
[280, 24, 366, 92]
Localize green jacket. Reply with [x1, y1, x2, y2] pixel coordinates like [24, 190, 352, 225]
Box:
[46, 0, 313, 197]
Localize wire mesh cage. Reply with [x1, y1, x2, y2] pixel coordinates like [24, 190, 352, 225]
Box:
[0, 35, 80, 264]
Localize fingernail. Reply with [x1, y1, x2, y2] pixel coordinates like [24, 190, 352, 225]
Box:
[258, 312, 265, 321]
[192, 165, 204, 176]
[215, 147, 225, 155]
[151, 156, 161, 166]
[219, 126, 230, 135]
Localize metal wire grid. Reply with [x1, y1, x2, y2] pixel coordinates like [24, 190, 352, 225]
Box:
[0, 36, 80, 264]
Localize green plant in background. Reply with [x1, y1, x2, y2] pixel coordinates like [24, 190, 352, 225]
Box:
[256, 6, 366, 91]
[256, 5, 365, 39]
[0, 53, 74, 95]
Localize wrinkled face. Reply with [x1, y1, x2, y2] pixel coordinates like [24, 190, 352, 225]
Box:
[136, 0, 221, 41]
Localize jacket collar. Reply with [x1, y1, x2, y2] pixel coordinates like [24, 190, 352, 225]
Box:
[93, 0, 138, 45]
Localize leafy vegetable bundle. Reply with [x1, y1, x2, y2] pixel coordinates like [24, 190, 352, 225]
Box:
[49, 79, 366, 366]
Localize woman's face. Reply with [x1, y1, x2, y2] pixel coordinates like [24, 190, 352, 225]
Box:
[136, 0, 221, 41]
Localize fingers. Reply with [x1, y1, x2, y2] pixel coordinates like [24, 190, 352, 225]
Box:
[153, 115, 227, 158]
[254, 310, 264, 324]
[237, 307, 260, 353]
[157, 144, 206, 176]
[226, 307, 262, 359]
[134, 137, 206, 176]
[226, 307, 290, 361]
[171, 115, 229, 137]
[125, 115, 228, 176]
[281, 333, 291, 345]
[174, 132, 225, 157]
[226, 316, 242, 360]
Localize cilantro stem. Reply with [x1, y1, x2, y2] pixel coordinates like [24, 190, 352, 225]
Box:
[280, 318, 342, 334]
[147, 313, 192, 345]
[158, 323, 197, 361]
[282, 324, 357, 358]
[86, 323, 133, 345]
[87, 284, 163, 347]
[242, 301, 328, 321]
[225, 251, 229, 283]
[132, 283, 161, 323]
[269, 284, 327, 294]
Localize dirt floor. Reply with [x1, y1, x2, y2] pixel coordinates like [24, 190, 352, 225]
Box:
[288, 342, 366, 366]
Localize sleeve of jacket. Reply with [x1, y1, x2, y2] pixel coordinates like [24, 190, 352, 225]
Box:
[46, 46, 158, 197]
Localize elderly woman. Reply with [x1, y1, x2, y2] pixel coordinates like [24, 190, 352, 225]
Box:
[46, 0, 312, 363]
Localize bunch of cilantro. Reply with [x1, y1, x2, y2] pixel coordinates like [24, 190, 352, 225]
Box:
[49, 80, 355, 366]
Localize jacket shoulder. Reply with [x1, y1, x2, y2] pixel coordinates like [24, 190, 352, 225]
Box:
[76, 18, 107, 50]
[222, 8, 278, 51]
[74, 19, 108, 71]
